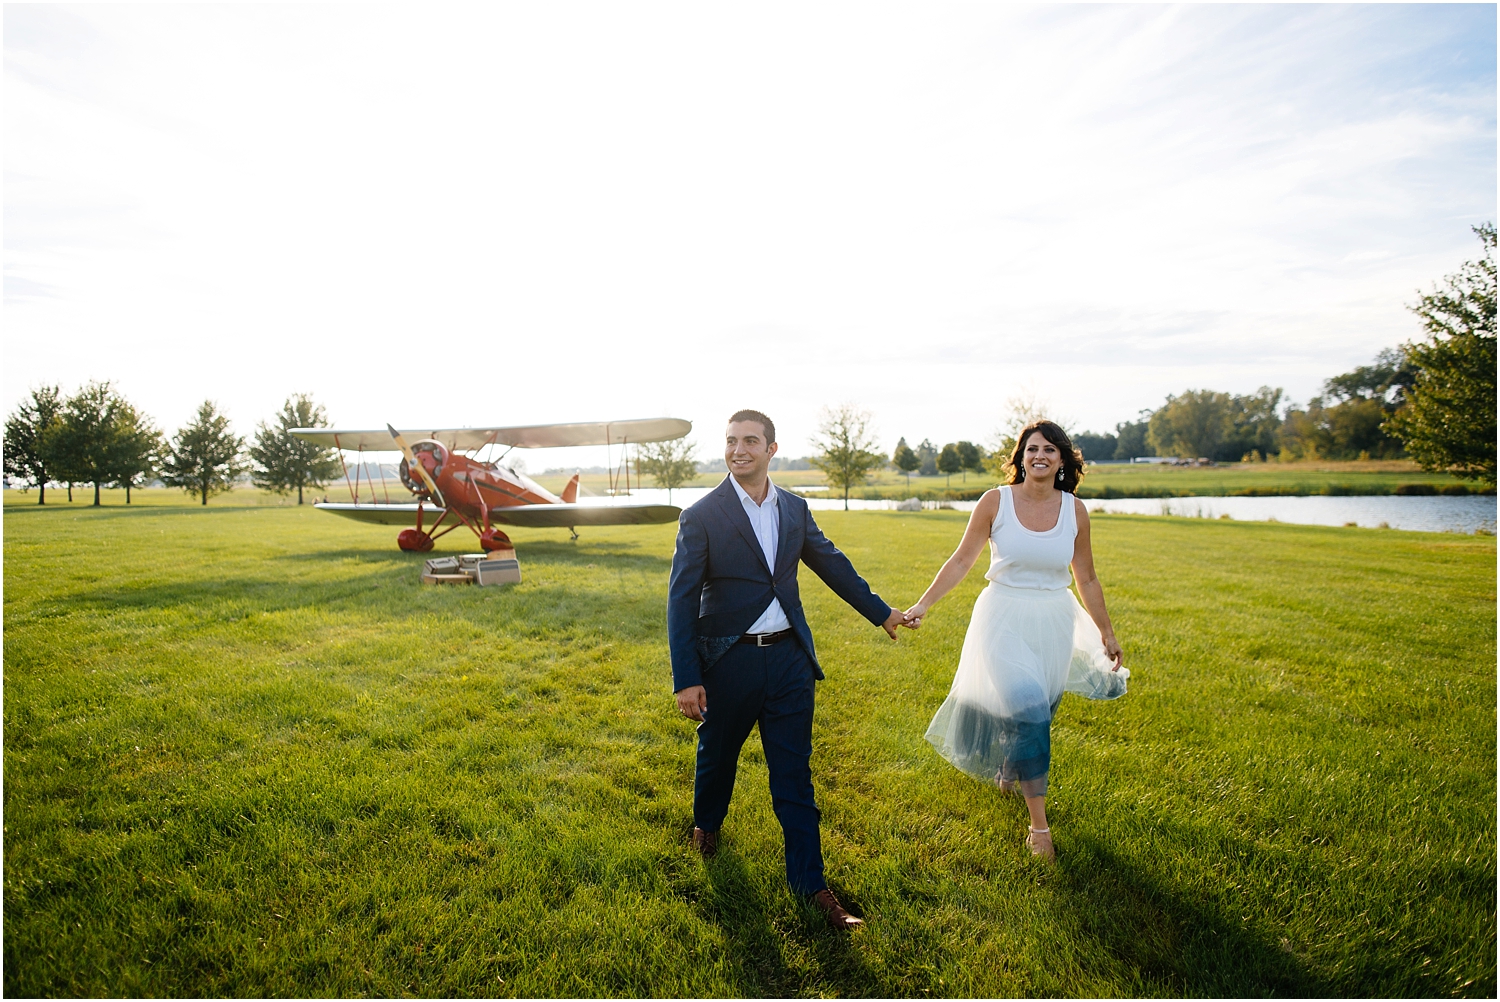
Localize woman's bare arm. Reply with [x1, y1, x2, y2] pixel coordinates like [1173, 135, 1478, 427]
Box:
[1070, 498, 1123, 668]
[904, 489, 1000, 626]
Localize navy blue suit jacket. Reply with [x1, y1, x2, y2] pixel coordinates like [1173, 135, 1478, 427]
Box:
[668, 476, 891, 692]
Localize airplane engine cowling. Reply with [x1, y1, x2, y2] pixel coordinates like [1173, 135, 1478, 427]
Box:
[398, 458, 422, 495]
[398, 440, 449, 495]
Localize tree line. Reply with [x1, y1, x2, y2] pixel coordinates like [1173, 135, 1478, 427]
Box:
[3, 390, 343, 505]
[807, 223, 1496, 501]
[1067, 223, 1496, 482]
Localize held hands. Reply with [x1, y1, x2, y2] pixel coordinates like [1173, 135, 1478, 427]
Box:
[882, 606, 921, 639]
[903, 603, 929, 629]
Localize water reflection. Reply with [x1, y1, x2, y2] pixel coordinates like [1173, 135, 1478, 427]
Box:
[1079, 494, 1495, 534]
[578, 487, 1496, 535]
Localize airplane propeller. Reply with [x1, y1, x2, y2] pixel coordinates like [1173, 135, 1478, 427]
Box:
[387, 424, 445, 507]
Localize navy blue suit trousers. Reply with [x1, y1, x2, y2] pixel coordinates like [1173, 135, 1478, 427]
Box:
[695, 638, 824, 895]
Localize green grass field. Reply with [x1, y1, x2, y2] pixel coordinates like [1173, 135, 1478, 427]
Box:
[4, 490, 1495, 996]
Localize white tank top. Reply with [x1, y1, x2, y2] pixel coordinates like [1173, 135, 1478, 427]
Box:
[984, 485, 1077, 591]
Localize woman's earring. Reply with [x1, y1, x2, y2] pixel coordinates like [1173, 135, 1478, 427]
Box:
[1056, 468, 1064, 482]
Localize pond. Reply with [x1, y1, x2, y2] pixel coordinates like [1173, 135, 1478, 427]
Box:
[586, 487, 1496, 535]
[1079, 494, 1496, 534]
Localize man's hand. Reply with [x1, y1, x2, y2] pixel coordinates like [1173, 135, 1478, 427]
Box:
[881, 606, 911, 639]
[676, 685, 707, 722]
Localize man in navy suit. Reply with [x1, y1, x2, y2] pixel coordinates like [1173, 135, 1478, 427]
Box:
[668, 409, 909, 930]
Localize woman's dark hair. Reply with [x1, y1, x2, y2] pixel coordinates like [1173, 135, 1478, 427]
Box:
[1004, 420, 1085, 493]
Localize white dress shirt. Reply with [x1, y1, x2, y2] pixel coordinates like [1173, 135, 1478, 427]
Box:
[730, 475, 792, 634]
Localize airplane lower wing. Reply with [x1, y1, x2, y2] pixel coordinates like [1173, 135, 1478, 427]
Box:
[314, 502, 443, 525]
[312, 501, 681, 528]
[488, 502, 681, 528]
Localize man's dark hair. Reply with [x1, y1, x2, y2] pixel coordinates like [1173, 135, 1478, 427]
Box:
[728, 409, 776, 445]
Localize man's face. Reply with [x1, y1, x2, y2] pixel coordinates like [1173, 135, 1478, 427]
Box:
[725, 421, 778, 481]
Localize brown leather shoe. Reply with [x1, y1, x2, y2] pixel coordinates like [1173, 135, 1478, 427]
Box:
[812, 889, 864, 930]
[691, 827, 718, 858]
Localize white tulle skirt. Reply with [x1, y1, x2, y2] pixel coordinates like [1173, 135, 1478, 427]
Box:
[924, 583, 1128, 796]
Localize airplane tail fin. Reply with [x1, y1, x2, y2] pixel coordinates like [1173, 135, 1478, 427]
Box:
[561, 473, 580, 504]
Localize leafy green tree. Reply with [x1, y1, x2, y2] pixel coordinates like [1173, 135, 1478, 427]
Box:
[1073, 431, 1117, 463]
[1112, 415, 1151, 460]
[250, 394, 342, 504]
[1278, 351, 1410, 462]
[957, 441, 984, 482]
[3, 385, 63, 504]
[47, 381, 137, 506]
[1148, 388, 1282, 462]
[809, 404, 882, 510]
[916, 438, 938, 477]
[637, 437, 698, 504]
[1385, 223, 1497, 483]
[1148, 390, 1232, 460]
[162, 401, 248, 505]
[1223, 387, 1283, 460]
[1324, 347, 1416, 406]
[937, 442, 963, 487]
[1289, 349, 1413, 460]
[891, 437, 920, 488]
[109, 399, 164, 504]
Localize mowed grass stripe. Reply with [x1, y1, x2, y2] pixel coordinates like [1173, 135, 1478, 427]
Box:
[3, 502, 1494, 996]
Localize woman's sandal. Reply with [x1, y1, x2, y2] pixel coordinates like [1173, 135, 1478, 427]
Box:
[1026, 826, 1056, 861]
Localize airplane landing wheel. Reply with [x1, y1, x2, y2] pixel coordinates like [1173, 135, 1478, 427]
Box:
[569, 526, 579, 542]
[397, 529, 434, 552]
[479, 528, 514, 554]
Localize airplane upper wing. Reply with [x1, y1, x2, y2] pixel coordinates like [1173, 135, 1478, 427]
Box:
[290, 417, 691, 452]
[313, 501, 682, 528]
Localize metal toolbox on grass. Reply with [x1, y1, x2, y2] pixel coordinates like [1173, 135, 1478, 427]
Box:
[474, 557, 521, 586]
[421, 553, 519, 586]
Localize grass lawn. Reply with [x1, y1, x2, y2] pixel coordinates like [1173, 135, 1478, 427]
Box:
[4, 492, 1495, 996]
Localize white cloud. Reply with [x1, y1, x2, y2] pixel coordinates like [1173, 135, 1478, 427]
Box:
[4, 3, 1494, 467]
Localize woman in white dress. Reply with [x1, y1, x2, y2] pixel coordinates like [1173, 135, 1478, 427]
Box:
[904, 420, 1127, 861]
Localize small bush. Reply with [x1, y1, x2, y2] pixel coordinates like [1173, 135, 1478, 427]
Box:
[1394, 483, 1438, 496]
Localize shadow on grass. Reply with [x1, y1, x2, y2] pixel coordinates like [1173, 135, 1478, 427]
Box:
[1058, 835, 1333, 996]
[21, 550, 672, 645]
[2, 501, 270, 518]
[509, 539, 665, 566]
[698, 847, 895, 996]
[266, 539, 667, 569]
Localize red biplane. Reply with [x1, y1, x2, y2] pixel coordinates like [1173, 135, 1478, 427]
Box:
[291, 417, 690, 555]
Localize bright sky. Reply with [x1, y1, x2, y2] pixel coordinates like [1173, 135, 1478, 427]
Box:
[5, 3, 1495, 468]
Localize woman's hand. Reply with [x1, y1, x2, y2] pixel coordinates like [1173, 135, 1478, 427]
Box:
[1102, 634, 1123, 670]
[904, 603, 929, 629]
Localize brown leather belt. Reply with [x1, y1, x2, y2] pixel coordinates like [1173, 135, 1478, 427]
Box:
[738, 629, 794, 647]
